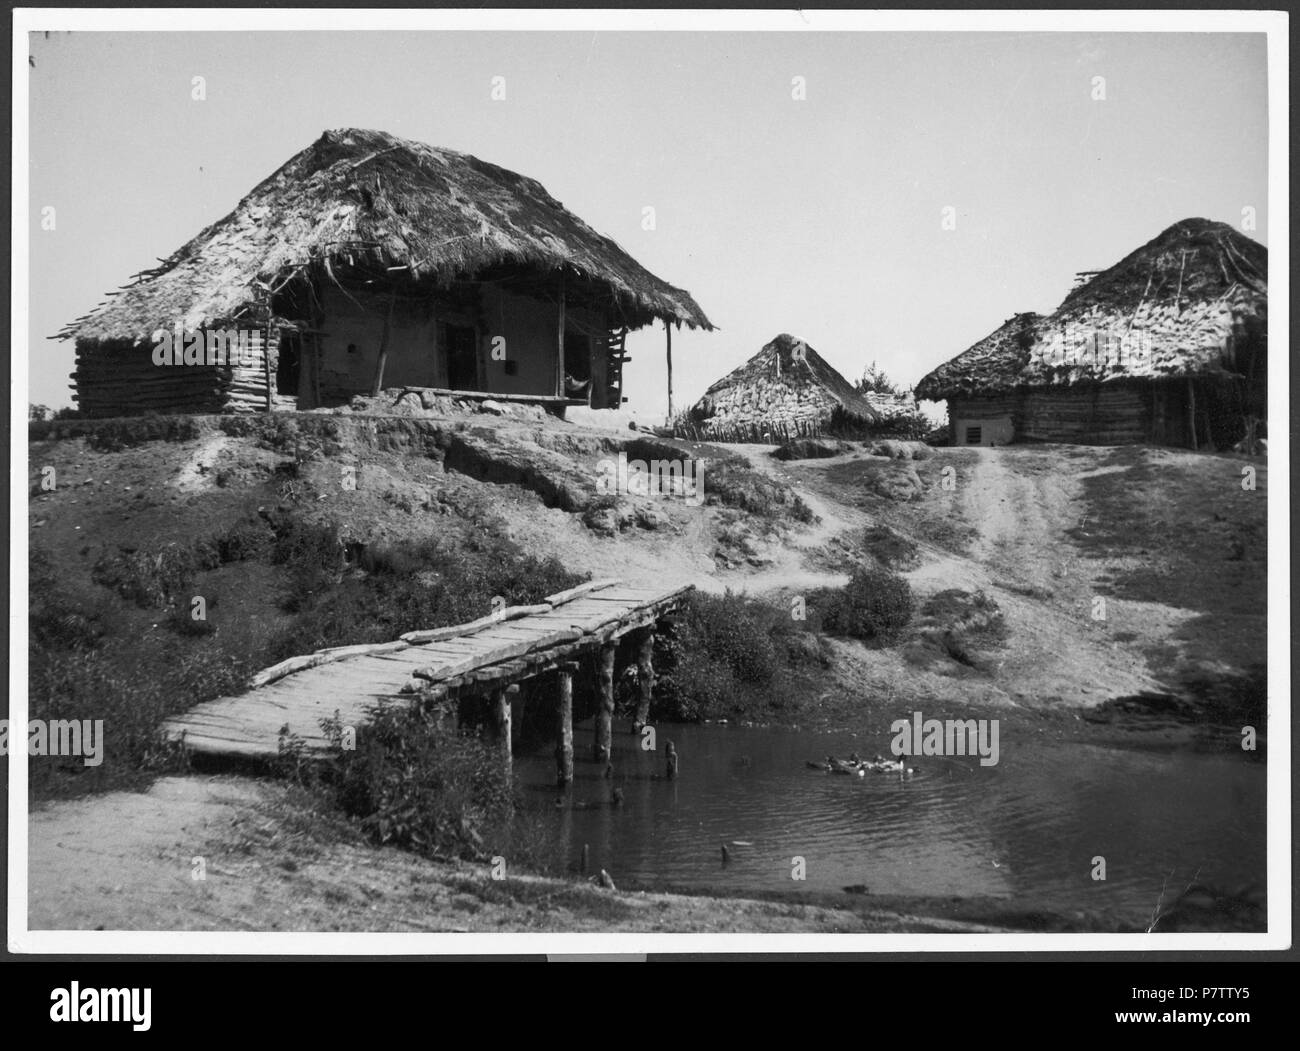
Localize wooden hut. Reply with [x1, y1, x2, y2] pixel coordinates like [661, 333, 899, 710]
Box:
[55, 128, 713, 417]
[678, 333, 880, 441]
[916, 219, 1268, 449]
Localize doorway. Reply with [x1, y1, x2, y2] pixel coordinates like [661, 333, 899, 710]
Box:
[276, 333, 301, 397]
[444, 323, 479, 391]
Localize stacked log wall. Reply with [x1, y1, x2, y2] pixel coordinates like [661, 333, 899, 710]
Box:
[1017, 384, 1148, 444]
[72, 337, 277, 417]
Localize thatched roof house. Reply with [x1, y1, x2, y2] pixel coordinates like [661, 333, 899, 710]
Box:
[679, 333, 880, 441]
[57, 128, 713, 417]
[916, 219, 1267, 448]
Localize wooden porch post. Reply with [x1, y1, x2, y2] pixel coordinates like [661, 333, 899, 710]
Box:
[555, 662, 576, 786]
[370, 293, 395, 396]
[665, 321, 674, 419]
[555, 285, 567, 397]
[263, 325, 274, 412]
[593, 642, 616, 762]
[632, 627, 655, 734]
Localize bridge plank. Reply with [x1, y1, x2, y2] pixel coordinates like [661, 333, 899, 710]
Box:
[163, 582, 692, 758]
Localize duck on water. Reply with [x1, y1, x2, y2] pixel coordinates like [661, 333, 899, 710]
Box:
[806, 753, 915, 777]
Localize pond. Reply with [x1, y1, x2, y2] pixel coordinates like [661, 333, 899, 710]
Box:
[510, 718, 1266, 928]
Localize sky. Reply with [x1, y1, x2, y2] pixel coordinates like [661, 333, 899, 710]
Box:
[25, 29, 1269, 418]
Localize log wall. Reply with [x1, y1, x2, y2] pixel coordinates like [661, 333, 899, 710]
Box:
[1017, 384, 1149, 445]
[72, 333, 280, 418]
[948, 384, 1153, 446]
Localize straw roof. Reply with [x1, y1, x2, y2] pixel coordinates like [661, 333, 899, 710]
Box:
[696, 333, 880, 421]
[914, 312, 1040, 401]
[58, 128, 713, 345]
[916, 218, 1267, 401]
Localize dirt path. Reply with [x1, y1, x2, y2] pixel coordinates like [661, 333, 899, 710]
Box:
[741, 444, 1176, 709]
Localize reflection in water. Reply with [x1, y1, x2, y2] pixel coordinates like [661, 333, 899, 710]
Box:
[510, 719, 1265, 927]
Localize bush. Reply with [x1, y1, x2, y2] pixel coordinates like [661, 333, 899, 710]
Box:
[812, 566, 913, 643]
[321, 706, 513, 859]
[91, 543, 215, 609]
[862, 523, 919, 569]
[268, 526, 583, 656]
[26, 642, 252, 796]
[704, 454, 819, 525]
[30, 547, 110, 650]
[653, 591, 813, 722]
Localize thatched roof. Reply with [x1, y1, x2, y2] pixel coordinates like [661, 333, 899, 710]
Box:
[914, 312, 1040, 401]
[696, 333, 880, 421]
[58, 128, 713, 344]
[916, 218, 1267, 401]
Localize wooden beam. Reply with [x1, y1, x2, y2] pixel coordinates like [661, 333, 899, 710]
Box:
[492, 686, 512, 763]
[665, 320, 674, 419]
[508, 683, 524, 749]
[555, 662, 575, 787]
[370, 293, 396, 396]
[633, 628, 655, 733]
[556, 286, 566, 397]
[263, 326, 274, 412]
[593, 642, 616, 762]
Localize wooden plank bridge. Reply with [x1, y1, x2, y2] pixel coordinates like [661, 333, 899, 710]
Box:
[162, 579, 691, 784]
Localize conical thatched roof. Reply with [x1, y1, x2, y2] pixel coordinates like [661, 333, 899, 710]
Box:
[916, 218, 1267, 401]
[692, 333, 880, 423]
[58, 128, 713, 345]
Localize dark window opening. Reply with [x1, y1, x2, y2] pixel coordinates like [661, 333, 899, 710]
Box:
[444, 323, 479, 391]
[966, 426, 983, 445]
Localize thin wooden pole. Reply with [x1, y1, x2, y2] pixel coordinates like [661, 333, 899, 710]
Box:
[263, 325, 274, 412]
[492, 686, 512, 762]
[665, 321, 674, 419]
[1187, 378, 1198, 451]
[632, 628, 655, 734]
[370, 293, 395, 396]
[508, 683, 523, 749]
[555, 662, 575, 787]
[556, 285, 566, 397]
[594, 643, 616, 762]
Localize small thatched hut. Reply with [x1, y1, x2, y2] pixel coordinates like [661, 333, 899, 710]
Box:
[916, 218, 1267, 448]
[56, 128, 713, 417]
[680, 333, 879, 441]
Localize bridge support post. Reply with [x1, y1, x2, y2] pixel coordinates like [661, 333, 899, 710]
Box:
[509, 684, 525, 749]
[492, 685, 514, 764]
[556, 662, 576, 787]
[594, 642, 616, 762]
[632, 627, 655, 734]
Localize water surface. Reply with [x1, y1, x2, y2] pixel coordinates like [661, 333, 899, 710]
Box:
[511, 719, 1265, 927]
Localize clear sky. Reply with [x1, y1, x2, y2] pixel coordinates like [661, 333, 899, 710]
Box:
[26, 30, 1268, 417]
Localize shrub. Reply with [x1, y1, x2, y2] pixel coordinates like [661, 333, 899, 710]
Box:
[704, 455, 819, 525]
[30, 547, 110, 650]
[321, 706, 513, 859]
[813, 565, 913, 643]
[268, 527, 583, 656]
[26, 643, 252, 796]
[653, 591, 812, 722]
[862, 523, 919, 569]
[212, 516, 276, 563]
[91, 543, 215, 609]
